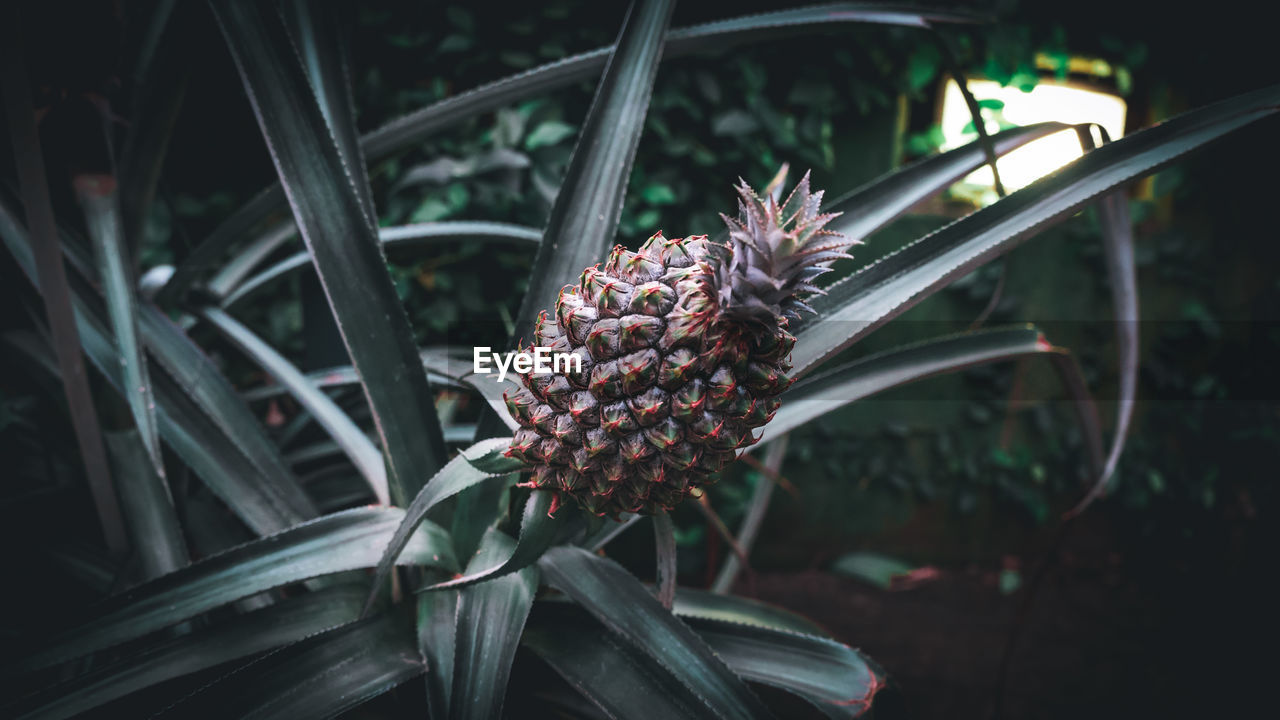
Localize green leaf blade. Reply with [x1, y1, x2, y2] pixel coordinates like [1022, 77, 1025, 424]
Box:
[76, 176, 164, 478]
[17, 507, 454, 672]
[449, 529, 540, 720]
[765, 326, 1049, 441]
[152, 613, 422, 720]
[538, 546, 776, 719]
[164, 4, 985, 306]
[363, 438, 518, 614]
[687, 617, 883, 718]
[212, 0, 446, 506]
[199, 306, 389, 504]
[13, 585, 366, 720]
[524, 602, 725, 720]
[103, 429, 188, 583]
[795, 85, 1280, 376]
[511, 0, 676, 346]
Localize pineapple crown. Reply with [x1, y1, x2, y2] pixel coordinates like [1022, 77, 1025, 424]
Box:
[710, 168, 854, 332]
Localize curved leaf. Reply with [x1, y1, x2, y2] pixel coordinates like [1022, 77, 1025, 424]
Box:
[450, 529, 539, 720]
[417, 587, 460, 720]
[76, 176, 164, 478]
[103, 429, 188, 582]
[1, 28, 125, 554]
[152, 613, 422, 720]
[524, 602, 726, 720]
[17, 507, 454, 672]
[0, 199, 317, 535]
[671, 588, 825, 636]
[759, 326, 1105, 478]
[766, 326, 1052, 441]
[418, 489, 563, 592]
[825, 122, 1069, 242]
[362, 3, 981, 162]
[794, 84, 1280, 376]
[363, 438, 520, 614]
[213, 0, 446, 506]
[538, 546, 776, 719]
[198, 306, 389, 504]
[240, 346, 466, 403]
[530, 598, 882, 719]
[12, 585, 366, 720]
[166, 4, 976, 314]
[511, 0, 676, 346]
[686, 616, 883, 719]
[118, 0, 189, 257]
[282, 0, 375, 223]
[1069, 126, 1138, 513]
[223, 221, 541, 307]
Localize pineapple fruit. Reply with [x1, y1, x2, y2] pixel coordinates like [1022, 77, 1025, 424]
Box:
[504, 172, 853, 516]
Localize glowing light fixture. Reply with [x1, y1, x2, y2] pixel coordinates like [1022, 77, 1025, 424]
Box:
[939, 78, 1127, 203]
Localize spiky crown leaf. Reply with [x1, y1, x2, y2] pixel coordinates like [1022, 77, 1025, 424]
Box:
[711, 170, 853, 332]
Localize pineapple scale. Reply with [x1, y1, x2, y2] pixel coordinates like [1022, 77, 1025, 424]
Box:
[503, 231, 794, 517]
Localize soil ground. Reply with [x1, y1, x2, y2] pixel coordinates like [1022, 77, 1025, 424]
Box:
[734, 505, 1272, 719]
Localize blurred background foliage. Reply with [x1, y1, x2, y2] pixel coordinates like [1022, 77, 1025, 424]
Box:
[3, 0, 1275, 607]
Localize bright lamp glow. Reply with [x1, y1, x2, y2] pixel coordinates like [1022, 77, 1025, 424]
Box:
[939, 79, 1127, 201]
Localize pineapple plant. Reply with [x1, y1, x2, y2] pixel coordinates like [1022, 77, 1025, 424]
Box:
[507, 173, 851, 516]
[1, 0, 1276, 718]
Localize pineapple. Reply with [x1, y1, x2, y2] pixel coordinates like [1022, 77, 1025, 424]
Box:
[504, 172, 853, 516]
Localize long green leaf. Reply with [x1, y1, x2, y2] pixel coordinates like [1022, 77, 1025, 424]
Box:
[223, 221, 541, 307]
[240, 346, 466, 403]
[417, 587, 460, 720]
[1069, 125, 1138, 512]
[281, 0, 376, 223]
[212, 0, 446, 506]
[103, 429, 188, 582]
[0, 200, 318, 535]
[512, 0, 675, 346]
[418, 489, 562, 592]
[685, 616, 883, 719]
[538, 546, 775, 719]
[17, 507, 454, 672]
[794, 84, 1280, 376]
[1, 13, 126, 554]
[152, 613, 422, 720]
[199, 306, 389, 504]
[450, 529, 539, 720]
[118, 0, 189, 257]
[76, 176, 164, 477]
[11, 585, 365, 720]
[524, 602, 726, 720]
[671, 588, 825, 636]
[136, 305, 318, 522]
[766, 326, 1052, 441]
[825, 122, 1069, 242]
[531, 599, 883, 719]
[165, 3, 975, 310]
[363, 438, 523, 614]
[361, 3, 981, 163]
[760, 326, 1105, 477]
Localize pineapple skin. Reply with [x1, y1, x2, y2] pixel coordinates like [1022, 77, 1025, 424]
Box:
[503, 231, 794, 517]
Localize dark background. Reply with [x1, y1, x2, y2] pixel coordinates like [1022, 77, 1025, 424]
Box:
[2, 1, 1276, 718]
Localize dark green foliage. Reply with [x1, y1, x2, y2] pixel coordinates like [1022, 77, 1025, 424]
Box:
[1, 1, 1275, 718]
